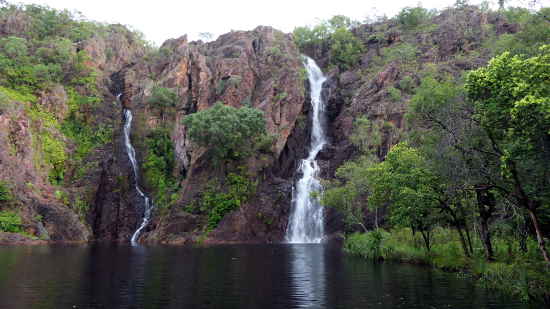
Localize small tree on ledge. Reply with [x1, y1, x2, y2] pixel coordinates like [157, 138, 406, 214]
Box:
[182, 102, 266, 163]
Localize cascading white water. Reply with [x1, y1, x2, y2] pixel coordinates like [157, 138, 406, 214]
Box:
[286, 57, 327, 244]
[122, 101, 153, 246]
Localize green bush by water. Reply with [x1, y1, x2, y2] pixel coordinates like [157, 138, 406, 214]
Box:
[0, 211, 23, 233]
[345, 228, 550, 304]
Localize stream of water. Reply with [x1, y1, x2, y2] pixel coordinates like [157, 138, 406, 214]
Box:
[122, 102, 153, 245]
[286, 56, 327, 244]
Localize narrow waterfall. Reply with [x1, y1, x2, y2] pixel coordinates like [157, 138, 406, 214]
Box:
[121, 100, 153, 245]
[286, 57, 327, 244]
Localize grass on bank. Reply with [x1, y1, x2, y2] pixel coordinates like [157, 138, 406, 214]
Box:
[344, 228, 550, 304]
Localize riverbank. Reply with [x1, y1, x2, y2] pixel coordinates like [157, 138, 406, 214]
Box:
[344, 228, 550, 305]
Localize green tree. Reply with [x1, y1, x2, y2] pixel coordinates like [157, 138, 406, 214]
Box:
[330, 27, 364, 70]
[396, 6, 434, 30]
[146, 86, 179, 122]
[407, 74, 494, 259]
[322, 117, 392, 231]
[367, 143, 442, 251]
[182, 102, 266, 162]
[466, 46, 550, 263]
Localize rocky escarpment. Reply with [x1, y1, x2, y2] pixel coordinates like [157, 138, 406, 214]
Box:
[0, 101, 90, 241]
[304, 6, 522, 230]
[2, 3, 529, 244]
[93, 26, 312, 243]
[0, 5, 147, 243]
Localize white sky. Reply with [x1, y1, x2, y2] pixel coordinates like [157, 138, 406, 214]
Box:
[14, 0, 544, 46]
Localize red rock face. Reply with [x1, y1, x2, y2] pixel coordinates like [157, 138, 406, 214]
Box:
[0, 102, 91, 241]
[118, 26, 309, 243]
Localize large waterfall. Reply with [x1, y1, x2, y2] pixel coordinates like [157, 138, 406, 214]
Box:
[122, 101, 153, 245]
[286, 57, 327, 244]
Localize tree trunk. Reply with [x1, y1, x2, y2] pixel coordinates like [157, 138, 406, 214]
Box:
[527, 207, 550, 264]
[420, 230, 431, 251]
[479, 217, 494, 260]
[456, 226, 471, 257]
[519, 220, 528, 253]
[375, 208, 379, 229]
[464, 223, 474, 257]
[476, 187, 496, 261]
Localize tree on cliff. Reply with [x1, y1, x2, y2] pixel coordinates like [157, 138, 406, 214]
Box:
[182, 102, 266, 162]
[146, 86, 178, 122]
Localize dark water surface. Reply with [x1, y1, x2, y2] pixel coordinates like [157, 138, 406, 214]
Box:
[0, 244, 530, 309]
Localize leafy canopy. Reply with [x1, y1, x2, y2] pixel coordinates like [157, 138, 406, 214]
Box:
[466, 45, 550, 203]
[182, 102, 266, 161]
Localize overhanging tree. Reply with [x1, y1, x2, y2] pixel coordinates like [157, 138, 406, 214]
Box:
[466, 45, 550, 263]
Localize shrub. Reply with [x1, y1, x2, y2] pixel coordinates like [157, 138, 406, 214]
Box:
[387, 86, 402, 102]
[182, 102, 266, 162]
[143, 128, 178, 209]
[396, 7, 435, 30]
[146, 86, 178, 121]
[330, 27, 364, 70]
[399, 75, 415, 93]
[382, 43, 418, 67]
[0, 211, 23, 233]
[0, 182, 12, 202]
[344, 230, 390, 261]
[200, 173, 256, 230]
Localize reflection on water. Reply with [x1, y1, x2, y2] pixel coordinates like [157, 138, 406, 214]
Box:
[0, 244, 532, 309]
[289, 244, 326, 308]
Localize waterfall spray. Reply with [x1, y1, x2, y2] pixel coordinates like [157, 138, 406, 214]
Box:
[286, 57, 327, 244]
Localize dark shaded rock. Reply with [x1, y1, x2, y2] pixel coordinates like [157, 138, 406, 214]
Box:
[0, 232, 47, 245]
[34, 202, 90, 241]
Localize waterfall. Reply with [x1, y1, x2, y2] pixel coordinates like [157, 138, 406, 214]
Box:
[121, 99, 153, 245]
[286, 57, 327, 244]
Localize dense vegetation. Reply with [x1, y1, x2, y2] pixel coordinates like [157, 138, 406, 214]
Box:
[182, 102, 267, 162]
[198, 172, 256, 230]
[314, 3, 550, 304]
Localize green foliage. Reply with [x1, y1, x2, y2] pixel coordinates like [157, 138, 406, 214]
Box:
[345, 230, 388, 261]
[182, 102, 266, 162]
[292, 15, 362, 70]
[0, 211, 22, 233]
[478, 261, 550, 303]
[381, 43, 418, 67]
[25, 104, 67, 184]
[408, 75, 463, 124]
[323, 117, 401, 231]
[200, 173, 256, 230]
[398, 75, 415, 93]
[54, 189, 69, 205]
[42, 133, 66, 184]
[146, 86, 178, 120]
[396, 7, 435, 30]
[0, 182, 13, 202]
[387, 86, 402, 102]
[466, 46, 550, 205]
[347, 227, 550, 303]
[370, 144, 441, 243]
[143, 128, 178, 209]
[489, 8, 550, 57]
[329, 27, 364, 70]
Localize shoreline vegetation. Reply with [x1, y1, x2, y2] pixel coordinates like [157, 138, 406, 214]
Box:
[344, 228, 550, 305]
